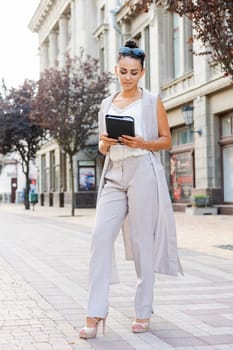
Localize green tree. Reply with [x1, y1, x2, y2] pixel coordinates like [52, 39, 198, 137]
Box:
[0, 80, 44, 209]
[32, 52, 112, 216]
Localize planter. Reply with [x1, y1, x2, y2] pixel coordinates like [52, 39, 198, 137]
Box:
[186, 206, 218, 215]
[192, 195, 209, 208]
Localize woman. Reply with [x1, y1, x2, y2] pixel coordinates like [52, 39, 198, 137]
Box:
[79, 40, 182, 339]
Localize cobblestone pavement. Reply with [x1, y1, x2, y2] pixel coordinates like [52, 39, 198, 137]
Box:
[0, 204, 233, 350]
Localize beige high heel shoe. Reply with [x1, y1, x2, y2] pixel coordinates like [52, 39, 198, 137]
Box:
[79, 317, 107, 339]
[131, 319, 150, 333]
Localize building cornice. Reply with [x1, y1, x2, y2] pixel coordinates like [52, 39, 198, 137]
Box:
[29, 0, 71, 45]
[115, 1, 147, 24]
[115, 0, 155, 24]
[163, 76, 232, 111]
[93, 23, 109, 38]
[115, 3, 137, 24]
[28, 0, 54, 33]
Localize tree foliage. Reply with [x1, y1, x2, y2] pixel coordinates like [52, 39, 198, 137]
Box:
[0, 80, 44, 209]
[32, 52, 112, 215]
[126, 0, 233, 78]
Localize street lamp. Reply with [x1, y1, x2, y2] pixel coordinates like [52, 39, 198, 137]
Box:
[181, 105, 202, 136]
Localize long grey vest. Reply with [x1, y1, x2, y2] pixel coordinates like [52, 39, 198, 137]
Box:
[97, 88, 183, 283]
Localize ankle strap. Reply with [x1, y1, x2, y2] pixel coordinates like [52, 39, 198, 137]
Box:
[90, 317, 101, 324]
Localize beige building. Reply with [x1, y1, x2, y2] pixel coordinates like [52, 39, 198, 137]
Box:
[29, 0, 101, 208]
[29, 0, 233, 213]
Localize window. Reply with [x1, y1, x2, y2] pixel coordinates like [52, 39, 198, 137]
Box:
[144, 26, 151, 89]
[220, 112, 233, 203]
[133, 34, 142, 50]
[41, 154, 47, 192]
[50, 150, 56, 192]
[100, 46, 105, 73]
[184, 17, 193, 72]
[100, 5, 105, 24]
[170, 152, 194, 201]
[60, 151, 67, 192]
[67, 17, 71, 42]
[95, 5, 107, 72]
[223, 146, 233, 202]
[78, 160, 96, 191]
[173, 13, 180, 78]
[221, 114, 233, 137]
[172, 126, 194, 146]
[170, 125, 194, 201]
[163, 13, 193, 83]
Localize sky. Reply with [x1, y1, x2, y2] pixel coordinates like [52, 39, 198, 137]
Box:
[0, 1, 40, 89]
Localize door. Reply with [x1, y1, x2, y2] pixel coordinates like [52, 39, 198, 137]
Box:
[223, 146, 233, 202]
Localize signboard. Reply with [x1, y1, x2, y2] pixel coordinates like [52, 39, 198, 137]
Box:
[170, 152, 193, 201]
[78, 161, 96, 191]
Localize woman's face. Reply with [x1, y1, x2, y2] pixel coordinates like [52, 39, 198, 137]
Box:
[115, 56, 145, 91]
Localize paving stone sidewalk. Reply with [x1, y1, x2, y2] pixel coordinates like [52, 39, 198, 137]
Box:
[0, 256, 93, 350]
[0, 204, 233, 350]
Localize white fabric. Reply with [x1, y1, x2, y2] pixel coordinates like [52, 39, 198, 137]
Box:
[107, 99, 149, 161]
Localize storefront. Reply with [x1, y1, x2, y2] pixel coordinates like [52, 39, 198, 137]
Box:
[170, 126, 194, 202]
[170, 150, 194, 201]
[220, 111, 233, 203]
[78, 160, 96, 191]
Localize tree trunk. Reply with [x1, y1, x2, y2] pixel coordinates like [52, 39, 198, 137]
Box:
[24, 169, 30, 210]
[69, 153, 75, 216]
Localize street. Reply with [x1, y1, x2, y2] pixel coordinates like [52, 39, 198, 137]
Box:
[0, 204, 233, 350]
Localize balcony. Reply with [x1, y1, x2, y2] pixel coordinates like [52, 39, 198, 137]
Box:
[161, 72, 194, 100]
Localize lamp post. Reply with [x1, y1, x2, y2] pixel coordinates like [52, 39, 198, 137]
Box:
[181, 105, 202, 136]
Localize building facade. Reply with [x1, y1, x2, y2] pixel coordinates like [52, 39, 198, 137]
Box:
[0, 153, 37, 204]
[29, 0, 233, 212]
[29, 0, 102, 207]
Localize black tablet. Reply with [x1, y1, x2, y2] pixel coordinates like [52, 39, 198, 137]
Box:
[105, 114, 135, 139]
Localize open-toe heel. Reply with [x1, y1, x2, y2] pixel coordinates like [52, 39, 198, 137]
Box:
[79, 316, 107, 339]
[131, 319, 150, 333]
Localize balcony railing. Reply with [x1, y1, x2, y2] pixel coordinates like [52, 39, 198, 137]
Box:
[161, 72, 194, 99]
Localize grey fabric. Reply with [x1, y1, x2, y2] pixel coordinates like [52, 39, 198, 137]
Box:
[87, 155, 157, 318]
[97, 88, 183, 284]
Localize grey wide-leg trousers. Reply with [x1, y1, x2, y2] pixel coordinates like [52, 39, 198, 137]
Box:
[87, 154, 158, 319]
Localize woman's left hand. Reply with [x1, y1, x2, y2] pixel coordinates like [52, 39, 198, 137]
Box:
[119, 135, 146, 149]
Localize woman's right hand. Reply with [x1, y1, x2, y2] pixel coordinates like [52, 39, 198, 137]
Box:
[99, 133, 118, 154]
[100, 133, 118, 146]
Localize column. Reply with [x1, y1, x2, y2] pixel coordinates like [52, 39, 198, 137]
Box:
[121, 22, 131, 45]
[75, 0, 85, 54]
[40, 41, 49, 72]
[71, 0, 76, 56]
[183, 16, 193, 72]
[193, 28, 211, 84]
[71, 0, 97, 57]
[58, 15, 68, 67]
[164, 11, 173, 82]
[193, 95, 209, 189]
[179, 16, 185, 76]
[49, 31, 57, 67]
[150, 6, 162, 92]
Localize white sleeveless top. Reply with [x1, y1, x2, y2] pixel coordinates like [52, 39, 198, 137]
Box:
[106, 99, 149, 161]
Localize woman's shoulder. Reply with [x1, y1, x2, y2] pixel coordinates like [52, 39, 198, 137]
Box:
[100, 92, 120, 113]
[102, 92, 117, 105]
[142, 88, 159, 104]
